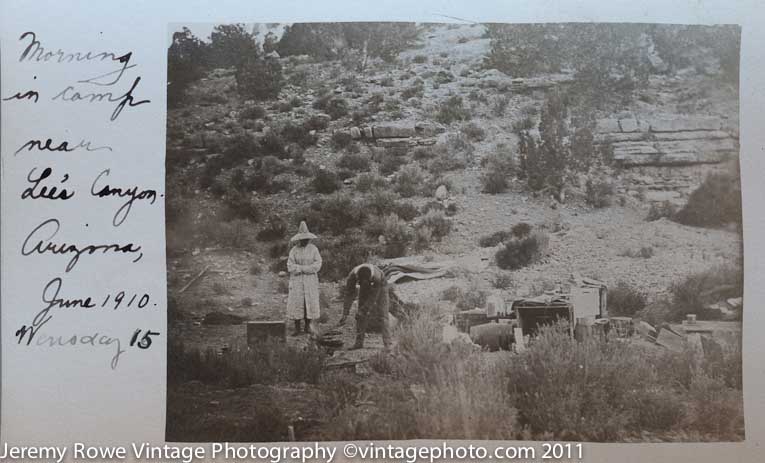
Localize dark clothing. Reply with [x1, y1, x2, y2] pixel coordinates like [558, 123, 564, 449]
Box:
[343, 264, 390, 348]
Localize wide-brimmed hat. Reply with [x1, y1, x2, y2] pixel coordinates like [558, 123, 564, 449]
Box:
[290, 221, 318, 242]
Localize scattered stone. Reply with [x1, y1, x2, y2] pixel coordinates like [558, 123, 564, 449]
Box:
[278, 271, 287, 277]
[435, 185, 449, 200]
[373, 125, 416, 138]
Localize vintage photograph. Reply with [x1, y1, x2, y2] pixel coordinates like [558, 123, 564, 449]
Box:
[165, 22, 743, 442]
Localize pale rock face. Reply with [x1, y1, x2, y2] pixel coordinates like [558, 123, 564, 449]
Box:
[435, 184, 449, 200]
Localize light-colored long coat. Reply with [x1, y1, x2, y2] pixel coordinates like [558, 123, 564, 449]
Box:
[286, 243, 323, 320]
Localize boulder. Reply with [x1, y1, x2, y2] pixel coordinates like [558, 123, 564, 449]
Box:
[349, 127, 362, 139]
[373, 125, 416, 138]
[363, 126, 374, 138]
[376, 138, 414, 149]
[435, 184, 449, 200]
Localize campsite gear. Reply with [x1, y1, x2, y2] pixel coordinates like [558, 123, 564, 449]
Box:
[286, 241, 322, 321]
[290, 221, 318, 242]
[247, 321, 287, 344]
[511, 295, 575, 338]
[344, 264, 391, 350]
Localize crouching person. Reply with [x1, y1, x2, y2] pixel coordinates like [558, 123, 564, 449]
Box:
[339, 263, 390, 351]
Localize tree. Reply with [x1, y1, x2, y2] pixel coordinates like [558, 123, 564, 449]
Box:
[209, 23, 259, 68]
[167, 27, 209, 107]
[236, 56, 284, 100]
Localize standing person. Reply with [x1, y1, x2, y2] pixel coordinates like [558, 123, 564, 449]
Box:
[339, 263, 391, 351]
[286, 221, 322, 336]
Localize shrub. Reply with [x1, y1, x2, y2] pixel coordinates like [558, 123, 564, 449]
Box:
[492, 96, 510, 116]
[394, 201, 420, 221]
[479, 230, 512, 247]
[668, 265, 743, 321]
[412, 146, 437, 161]
[249, 263, 262, 275]
[378, 154, 407, 176]
[223, 133, 259, 166]
[221, 193, 261, 222]
[435, 96, 471, 124]
[511, 222, 532, 238]
[607, 282, 647, 317]
[314, 95, 349, 120]
[674, 173, 742, 228]
[337, 152, 371, 171]
[281, 121, 318, 148]
[269, 242, 288, 259]
[320, 235, 381, 281]
[585, 179, 614, 208]
[364, 213, 411, 258]
[646, 201, 677, 221]
[461, 122, 486, 141]
[401, 84, 425, 100]
[414, 226, 433, 250]
[684, 372, 744, 438]
[259, 130, 287, 158]
[236, 57, 284, 101]
[240, 104, 266, 120]
[394, 164, 427, 198]
[428, 136, 474, 175]
[481, 170, 509, 194]
[330, 131, 354, 150]
[355, 173, 388, 193]
[416, 210, 452, 241]
[168, 338, 325, 387]
[257, 215, 287, 241]
[304, 114, 330, 131]
[495, 231, 548, 270]
[492, 274, 513, 290]
[301, 193, 366, 235]
[312, 169, 341, 194]
[440, 285, 487, 311]
[507, 321, 673, 441]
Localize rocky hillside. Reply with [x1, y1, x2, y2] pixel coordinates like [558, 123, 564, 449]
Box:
[166, 23, 742, 351]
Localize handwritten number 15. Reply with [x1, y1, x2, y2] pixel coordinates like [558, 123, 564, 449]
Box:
[129, 329, 160, 349]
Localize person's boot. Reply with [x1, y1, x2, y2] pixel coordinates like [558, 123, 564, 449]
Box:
[304, 319, 312, 335]
[291, 320, 301, 336]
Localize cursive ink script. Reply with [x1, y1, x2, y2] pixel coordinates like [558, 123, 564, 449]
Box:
[91, 169, 157, 226]
[21, 218, 144, 272]
[22, 167, 74, 200]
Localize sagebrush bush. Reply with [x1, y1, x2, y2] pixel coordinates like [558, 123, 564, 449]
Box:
[281, 121, 318, 148]
[646, 201, 677, 221]
[379, 154, 408, 176]
[364, 213, 411, 258]
[481, 169, 509, 194]
[239, 104, 266, 120]
[312, 169, 341, 194]
[416, 210, 452, 241]
[669, 265, 743, 321]
[337, 152, 371, 171]
[236, 57, 284, 101]
[511, 222, 532, 238]
[674, 173, 742, 228]
[304, 114, 330, 131]
[440, 285, 487, 311]
[355, 173, 388, 193]
[320, 235, 381, 281]
[461, 122, 486, 141]
[607, 281, 647, 317]
[256, 215, 287, 241]
[585, 179, 614, 208]
[314, 94, 349, 120]
[330, 131, 354, 150]
[221, 193, 261, 222]
[495, 231, 548, 270]
[168, 339, 325, 387]
[300, 193, 366, 235]
[479, 230, 512, 247]
[435, 95, 471, 124]
[395, 164, 427, 198]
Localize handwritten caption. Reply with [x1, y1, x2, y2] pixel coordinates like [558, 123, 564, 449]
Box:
[4, 31, 158, 369]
